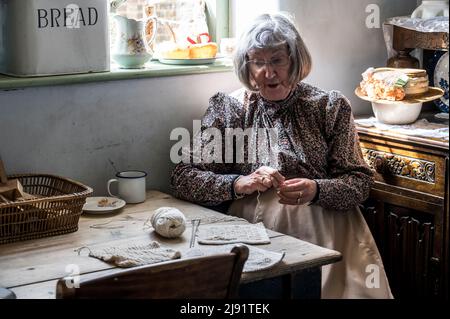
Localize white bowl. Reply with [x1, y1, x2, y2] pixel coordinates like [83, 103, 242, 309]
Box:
[371, 101, 423, 125]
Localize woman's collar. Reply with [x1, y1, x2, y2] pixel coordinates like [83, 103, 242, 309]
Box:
[254, 83, 302, 116]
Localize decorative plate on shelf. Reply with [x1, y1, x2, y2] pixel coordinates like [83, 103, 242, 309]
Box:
[433, 51, 449, 113]
[158, 57, 217, 65]
[158, 55, 224, 66]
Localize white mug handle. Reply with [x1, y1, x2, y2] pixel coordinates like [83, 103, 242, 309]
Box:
[107, 179, 118, 198]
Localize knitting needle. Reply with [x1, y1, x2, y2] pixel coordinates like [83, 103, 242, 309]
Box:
[190, 219, 201, 248]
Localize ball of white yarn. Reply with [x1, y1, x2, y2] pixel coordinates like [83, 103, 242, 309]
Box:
[151, 207, 186, 238]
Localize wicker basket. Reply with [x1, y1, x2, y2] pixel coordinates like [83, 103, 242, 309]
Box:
[0, 174, 93, 244]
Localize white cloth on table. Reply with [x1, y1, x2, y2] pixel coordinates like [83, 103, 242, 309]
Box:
[228, 188, 394, 299]
[355, 117, 449, 141]
[196, 222, 270, 245]
[84, 242, 181, 268]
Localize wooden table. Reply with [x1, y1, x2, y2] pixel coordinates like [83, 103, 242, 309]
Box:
[0, 190, 341, 299]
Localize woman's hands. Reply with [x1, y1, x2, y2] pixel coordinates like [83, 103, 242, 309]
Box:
[277, 178, 318, 205]
[234, 166, 285, 195]
[234, 167, 318, 205]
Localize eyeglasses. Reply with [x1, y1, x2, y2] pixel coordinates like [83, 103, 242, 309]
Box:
[247, 55, 290, 71]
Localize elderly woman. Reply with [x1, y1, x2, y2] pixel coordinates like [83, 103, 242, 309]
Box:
[171, 13, 392, 299]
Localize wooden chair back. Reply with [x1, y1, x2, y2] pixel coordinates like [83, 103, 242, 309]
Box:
[56, 245, 248, 299]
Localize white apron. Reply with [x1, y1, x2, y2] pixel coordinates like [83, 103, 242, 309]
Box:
[228, 188, 394, 299]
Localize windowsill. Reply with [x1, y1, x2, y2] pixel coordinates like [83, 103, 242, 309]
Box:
[0, 58, 234, 91]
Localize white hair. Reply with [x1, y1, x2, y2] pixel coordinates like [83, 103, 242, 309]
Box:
[233, 12, 312, 91]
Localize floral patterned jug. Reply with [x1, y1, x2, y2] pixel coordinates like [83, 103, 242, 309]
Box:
[112, 15, 157, 69]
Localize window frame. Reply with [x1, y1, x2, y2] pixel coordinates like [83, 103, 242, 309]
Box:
[0, 0, 232, 91]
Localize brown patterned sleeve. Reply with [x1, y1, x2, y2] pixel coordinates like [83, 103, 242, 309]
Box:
[314, 91, 374, 211]
[170, 93, 244, 206]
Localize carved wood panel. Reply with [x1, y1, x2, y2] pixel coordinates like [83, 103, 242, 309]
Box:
[385, 210, 436, 298]
[361, 148, 436, 183]
[361, 200, 437, 298]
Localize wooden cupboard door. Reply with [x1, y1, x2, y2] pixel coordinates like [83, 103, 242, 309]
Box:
[361, 201, 440, 298]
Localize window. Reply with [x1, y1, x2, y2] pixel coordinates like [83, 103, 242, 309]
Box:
[110, 0, 211, 54]
[229, 0, 279, 37]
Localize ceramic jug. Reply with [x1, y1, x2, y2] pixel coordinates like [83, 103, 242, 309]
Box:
[112, 15, 157, 69]
[411, 1, 449, 19]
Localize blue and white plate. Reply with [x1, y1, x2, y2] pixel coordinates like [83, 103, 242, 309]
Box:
[433, 51, 449, 113]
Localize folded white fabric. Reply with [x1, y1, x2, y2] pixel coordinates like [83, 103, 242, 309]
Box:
[183, 244, 284, 272]
[197, 222, 270, 245]
[84, 241, 181, 268]
[355, 117, 449, 141]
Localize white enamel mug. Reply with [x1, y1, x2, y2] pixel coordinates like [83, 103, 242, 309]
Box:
[107, 170, 147, 204]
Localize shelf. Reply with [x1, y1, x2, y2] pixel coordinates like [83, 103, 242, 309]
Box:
[0, 59, 234, 91]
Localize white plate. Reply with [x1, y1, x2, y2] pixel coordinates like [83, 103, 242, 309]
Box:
[158, 55, 224, 65]
[82, 197, 126, 215]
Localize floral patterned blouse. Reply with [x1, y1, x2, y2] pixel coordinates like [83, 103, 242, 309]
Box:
[170, 82, 374, 211]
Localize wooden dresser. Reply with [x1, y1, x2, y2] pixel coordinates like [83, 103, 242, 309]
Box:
[356, 118, 449, 299]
